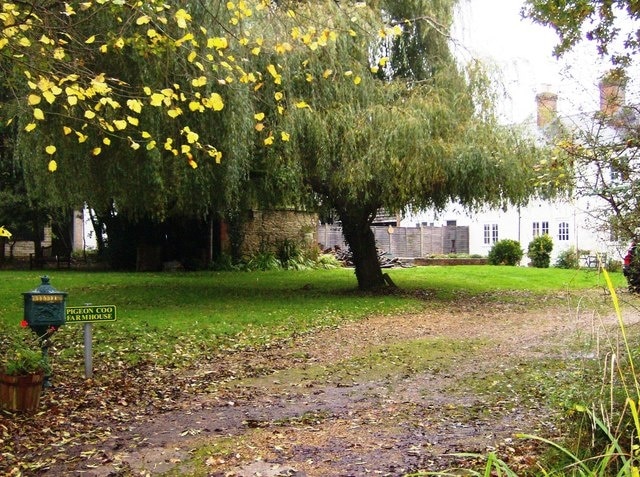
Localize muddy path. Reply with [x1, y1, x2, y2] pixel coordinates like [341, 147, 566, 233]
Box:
[42, 292, 628, 476]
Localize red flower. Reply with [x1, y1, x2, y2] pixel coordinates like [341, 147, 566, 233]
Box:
[20, 319, 28, 328]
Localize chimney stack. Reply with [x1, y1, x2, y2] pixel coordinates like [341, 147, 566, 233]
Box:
[599, 73, 626, 117]
[536, 91, 558, 128]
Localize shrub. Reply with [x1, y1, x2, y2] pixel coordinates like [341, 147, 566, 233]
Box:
[607, 259, 622, 273]
[210, 253, 239, 271]
[487, 239, 523, 266]
[527, 234, 553, 268]
[276, 239, 306, 270]
[554, 247, 580, 269]
[244, 251, 281, 271]
[314, 253, 341, 269]
[242, 242, 341, 272]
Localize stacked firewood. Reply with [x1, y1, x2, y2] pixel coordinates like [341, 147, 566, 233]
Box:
[324, 246, 404, 268]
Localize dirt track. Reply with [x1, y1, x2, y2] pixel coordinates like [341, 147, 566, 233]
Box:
[46, 289, 630, 477]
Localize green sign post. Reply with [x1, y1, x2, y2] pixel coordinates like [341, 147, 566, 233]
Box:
[66, 305, 117, 378]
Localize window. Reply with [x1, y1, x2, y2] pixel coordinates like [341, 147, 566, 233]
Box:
[484, 224, 499, 244]
[533, 221, 549, 237]
[558, 222, 569, 241]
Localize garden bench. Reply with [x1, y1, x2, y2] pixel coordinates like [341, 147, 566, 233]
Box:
[581, 253, 606, 268]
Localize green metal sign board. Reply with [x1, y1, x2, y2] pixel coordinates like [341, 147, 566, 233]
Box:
[66, 305, 117, 323]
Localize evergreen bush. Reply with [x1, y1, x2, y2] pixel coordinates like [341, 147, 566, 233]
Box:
[527, 234, 553, 268]
[487, 239, 523, 266]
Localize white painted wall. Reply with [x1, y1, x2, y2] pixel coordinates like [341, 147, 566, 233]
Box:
[402, 194, 626, 265]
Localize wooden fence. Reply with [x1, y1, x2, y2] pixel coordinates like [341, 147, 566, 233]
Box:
[317, 224, 469, 258]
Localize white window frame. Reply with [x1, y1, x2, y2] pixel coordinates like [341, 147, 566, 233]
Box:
[484, 224, 499, 244]
[558, 222, 569, 241]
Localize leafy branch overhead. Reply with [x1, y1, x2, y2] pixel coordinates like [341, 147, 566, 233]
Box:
[0, 0, 402, 171]
[523, 0, 640, 69]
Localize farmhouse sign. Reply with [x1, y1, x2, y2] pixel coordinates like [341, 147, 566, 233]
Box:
[65, 305, 117, 323]
[65, 304, 117, 379]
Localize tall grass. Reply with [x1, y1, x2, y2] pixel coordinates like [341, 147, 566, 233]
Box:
[520, 267, 640, 476]
[415, 266, 640, 477]
[506, 268, 640, 476]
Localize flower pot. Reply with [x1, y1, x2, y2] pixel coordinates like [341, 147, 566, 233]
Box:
[0, 372, 44, 414]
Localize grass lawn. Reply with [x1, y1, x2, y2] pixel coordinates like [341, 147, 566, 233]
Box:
[0, 266, 631, 476]
[0, 266, 626, 369]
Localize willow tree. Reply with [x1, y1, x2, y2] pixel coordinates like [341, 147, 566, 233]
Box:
[3, 0, 545, 287]
[257, 0, 544, 289]
[1, 1, 384, 216]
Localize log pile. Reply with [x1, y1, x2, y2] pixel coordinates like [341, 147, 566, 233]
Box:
[325, 246, 405, 268]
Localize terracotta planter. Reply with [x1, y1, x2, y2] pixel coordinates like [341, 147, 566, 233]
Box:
[0, 372, 44, 414]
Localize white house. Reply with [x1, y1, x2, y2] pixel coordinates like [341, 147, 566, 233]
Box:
[401, 78, 630, 266]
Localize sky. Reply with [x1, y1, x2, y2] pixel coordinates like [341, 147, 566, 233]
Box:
[451, 0, 634, 124]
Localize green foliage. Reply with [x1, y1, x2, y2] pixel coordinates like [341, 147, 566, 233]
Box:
[261, 0, 547, 289]
[209, 253, 239, 272]
[1, 0, 552, 291]
[487, 239, 523, 266]
[314, 253, 342, 269]
[527, 233, 553, 268]
[244, 241, 342, 272]
[608, 259, 623, 273]
[555, 246, 581, 269]
[1, 327, 50, 376]
[276, 239, 307, 270]
[523, 0, 639, 69]
[243, 251, 281, 271]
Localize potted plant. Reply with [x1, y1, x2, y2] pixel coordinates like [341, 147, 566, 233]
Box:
[0, 325, 51, 413]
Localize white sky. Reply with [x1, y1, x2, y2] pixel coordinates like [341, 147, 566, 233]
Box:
[451, 0, 633, 124]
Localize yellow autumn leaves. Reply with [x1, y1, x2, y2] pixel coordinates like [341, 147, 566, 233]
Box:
[45, 145, 56, 173]
[6, 0, 402, 173]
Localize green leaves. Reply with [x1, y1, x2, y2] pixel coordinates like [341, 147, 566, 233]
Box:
[523, 0, 638, 68]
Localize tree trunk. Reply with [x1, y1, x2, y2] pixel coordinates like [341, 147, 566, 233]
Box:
[88, 207, 107, 257]
[31, 217, 43, 260]
[339, 211, 387, 291]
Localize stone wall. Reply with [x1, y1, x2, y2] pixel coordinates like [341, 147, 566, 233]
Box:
[240, 210, 317, 257]
[2, 227, 52, 258]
